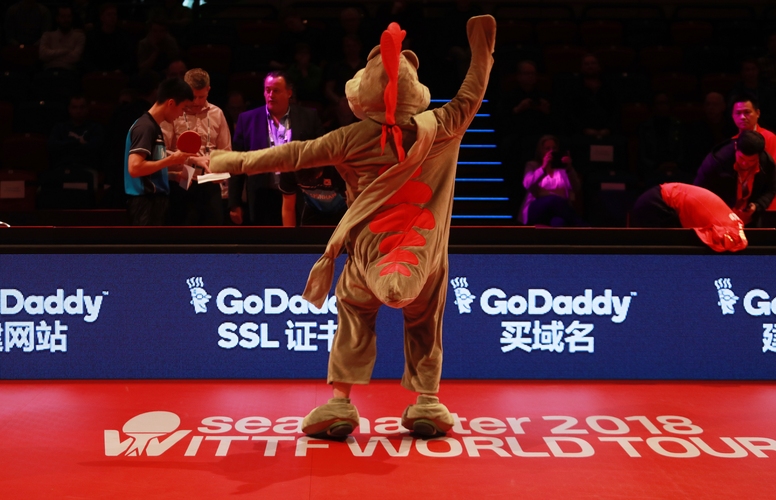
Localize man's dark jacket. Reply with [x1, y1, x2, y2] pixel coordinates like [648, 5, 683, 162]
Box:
[694, 138, 776, 226]
[229, 104, 324, 223]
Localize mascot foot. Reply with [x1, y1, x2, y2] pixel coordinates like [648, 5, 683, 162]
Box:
[401, 395, 454, 438]
[302, 398, 360, 438]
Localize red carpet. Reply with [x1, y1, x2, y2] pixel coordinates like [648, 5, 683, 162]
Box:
[1, 379, 775, 499]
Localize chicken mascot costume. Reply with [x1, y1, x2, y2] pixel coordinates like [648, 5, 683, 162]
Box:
[210, 15, 496, 438]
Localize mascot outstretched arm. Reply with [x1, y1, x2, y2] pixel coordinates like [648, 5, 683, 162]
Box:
[211, 15, 496, 439]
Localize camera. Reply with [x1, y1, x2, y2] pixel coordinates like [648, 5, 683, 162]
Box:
[549, 150, 565, 169]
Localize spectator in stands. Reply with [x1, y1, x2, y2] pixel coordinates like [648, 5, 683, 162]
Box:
[83, 2, 133, 74]
[566, 53, 620, 140]
[757, 33, 776, 86]
[730, 92, 776, 160]
[274, 11, 324, 68]
[325, 7, 371, 64]
[224, 90, 246, 135]
[38, 5, 85, 71]
[163, 68, 231, 225]
[441, 0, 484, 81]
[322, 94, 358, 133]
[279, 166, 347, 227]
[71, 0, 98, 32]
[694, 129, 776, 227]
[375, 0, 423, 49]
[137, 20, 180, 74]
[730, 58, 776, 130]
[520, 134, 584, 227]
[564, 53, 627, 178]
[124, 77, 194, 225]
[4, 0, 51, 46]
[228, 71, 324, 226]
[165, 58, 187, 80]
[324, 35, 364, 128]
[685, 92, 737, 171]
[47, 94, 104, 172]
[287, 43, 324, 105]
[496, 60, 554, 155]
[638, 92, 688, 185]
[147, 0, 191, 40]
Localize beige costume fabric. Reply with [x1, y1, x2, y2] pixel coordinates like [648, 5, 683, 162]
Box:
[211, 15, 495, 394]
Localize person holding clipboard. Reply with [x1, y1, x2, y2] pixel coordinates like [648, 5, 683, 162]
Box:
[162, 68, 233, 225]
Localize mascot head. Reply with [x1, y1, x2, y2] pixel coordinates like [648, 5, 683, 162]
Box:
[346, 23, 431, 160]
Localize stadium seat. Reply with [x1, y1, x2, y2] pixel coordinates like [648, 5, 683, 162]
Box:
[228, 72, 266, 106]
[0, 168, 36, 212]
[32, 69, 80, 103]
[594, 46, 636, 72]
[1, 45, 38, 70]
[496, 20, 533, 46]
[639, 46, 684, 73]
[535, 20, 578, 45]
[0, 70, 31, 102]
[37, 167, 96, 209]
[0, 133, 49, 173]
[82, 72, 129, 103]
[0, 101, 12, 140]
[88, 101, 116, 127]
[542, 45, 587, 74]
[237, 19, 282, 46]
[579, 20, 623, 47]
[670, 21, 714, 46]
[186, 44, 232, 75]
[651, 72, 699, 101]
[620, 102, 652, 136]
[672, 101, 705, 124]
[700, 73, 740, 96]
[13, 100, 67, 135]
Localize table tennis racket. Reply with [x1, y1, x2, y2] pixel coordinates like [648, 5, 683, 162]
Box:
[177, 130, 201, 154]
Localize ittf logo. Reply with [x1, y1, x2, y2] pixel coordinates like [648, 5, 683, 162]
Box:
[104, 411, 191, 456]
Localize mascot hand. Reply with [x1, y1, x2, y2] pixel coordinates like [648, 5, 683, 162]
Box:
[209, 150, 244, 174]
[467, 15, 496, 53]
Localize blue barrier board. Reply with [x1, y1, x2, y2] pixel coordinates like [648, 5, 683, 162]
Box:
[0, 253, 773, 379]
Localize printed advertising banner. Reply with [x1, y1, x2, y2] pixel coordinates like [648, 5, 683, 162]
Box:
[0, 253, 774, 380]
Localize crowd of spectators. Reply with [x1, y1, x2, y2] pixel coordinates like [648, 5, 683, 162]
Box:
[1, 0, 776, 228]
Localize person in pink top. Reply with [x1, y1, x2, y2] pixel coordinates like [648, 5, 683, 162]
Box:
[520, 134, 585, 226]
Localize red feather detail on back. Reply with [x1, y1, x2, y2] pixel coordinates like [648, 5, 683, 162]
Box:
[369, 164, 435, 277]
[377, 248, 419, 267]
[386, 181, 432, 205]
[379, 230, 426, 253]
[379, 262, 411, 277]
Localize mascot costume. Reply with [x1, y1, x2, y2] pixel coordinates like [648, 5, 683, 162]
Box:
[211, 15, 496, 438]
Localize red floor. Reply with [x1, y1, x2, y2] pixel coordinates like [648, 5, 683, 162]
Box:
[1, 379, 775, 499]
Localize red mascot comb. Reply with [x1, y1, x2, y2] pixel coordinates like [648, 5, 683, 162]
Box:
[380, 22, 406, 162]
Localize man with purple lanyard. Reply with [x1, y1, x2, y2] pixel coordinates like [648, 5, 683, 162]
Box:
[228, 71, 324, 225]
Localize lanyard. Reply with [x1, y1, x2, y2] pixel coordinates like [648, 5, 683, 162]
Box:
[267, 110, 291, 148]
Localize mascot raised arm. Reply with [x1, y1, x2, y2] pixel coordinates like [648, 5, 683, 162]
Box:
[210, 15, 496, 438]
